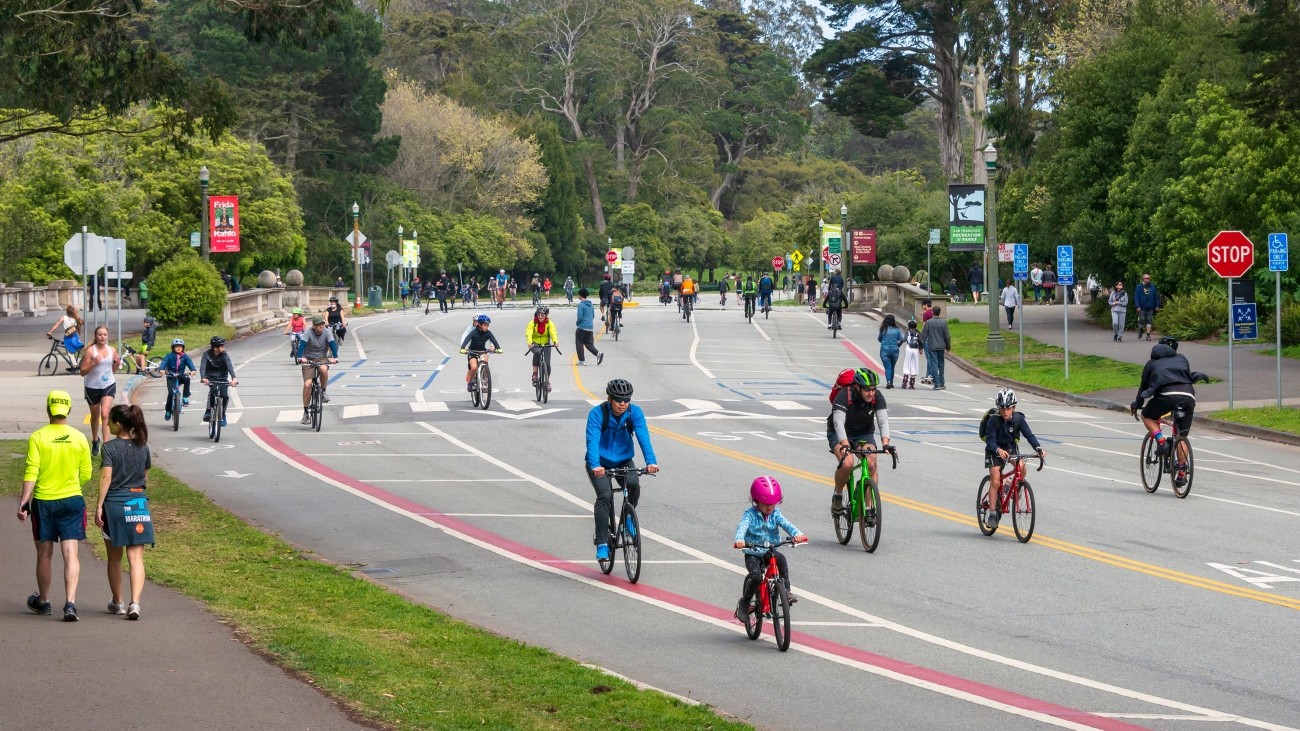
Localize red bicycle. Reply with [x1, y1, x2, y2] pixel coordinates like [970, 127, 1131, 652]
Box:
[736, 539, 802, 651]
[976, 453, 1044, 543]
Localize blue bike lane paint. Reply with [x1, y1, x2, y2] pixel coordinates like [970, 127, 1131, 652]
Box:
[421, 357, 451, 390]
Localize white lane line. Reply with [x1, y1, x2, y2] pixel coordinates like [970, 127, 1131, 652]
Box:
[254, 424, 1275, 730]
[793, 621, 887, 628]
[556, 560, 713, 565]
[751, 320, 772, 341]
[304, 453, 475, 457]
[340, 404, 379, 419]
[762, 400, 811, 411]
[497, 400, 541, 412]
[912, 404, 962, 415]
[708, 368, 803, 375]
[687, 317, 715, 379]
[276, 410, 302, 423]
[581, 664, 702, 706]
[675, 399, 722, 410]
[409, 402, 449, 412]
[368, 480, 531, 484]
[224, 412, 242, 425]
[443, 512, 585, 517]
[1042, 410, 1097, 419]
[1093, 714, 1237, 722]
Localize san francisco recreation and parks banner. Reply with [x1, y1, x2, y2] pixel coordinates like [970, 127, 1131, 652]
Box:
[209, 195, 240, 253]
[948, 184, 985, 252]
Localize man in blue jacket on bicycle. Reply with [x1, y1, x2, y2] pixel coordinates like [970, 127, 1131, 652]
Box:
[585, 379, 659, 562]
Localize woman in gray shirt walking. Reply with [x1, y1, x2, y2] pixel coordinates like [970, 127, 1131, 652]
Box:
[95, 404, 155, 620]
[1108, 281, 1129, 342]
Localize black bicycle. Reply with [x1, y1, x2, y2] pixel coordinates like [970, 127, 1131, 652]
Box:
[529, 343, 562, 404]
[1137, 406, 1194, 498]
[608, 308, 622, 341]
[302, 360, 328, 431]
[39, 335, 81, 376]
[829, 309, 843, 338]
[466, 350, 493, 410]
[744, 295, 756, 322]
[681, 294, 693, 323]
[597, 466, 653, 583]
[205, 379, 231, 443]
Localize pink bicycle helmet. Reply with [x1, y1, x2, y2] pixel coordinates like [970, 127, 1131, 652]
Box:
[749, 476, 783, 506]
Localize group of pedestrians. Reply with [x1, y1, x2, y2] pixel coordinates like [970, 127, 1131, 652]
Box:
[875, 302, 951, 390]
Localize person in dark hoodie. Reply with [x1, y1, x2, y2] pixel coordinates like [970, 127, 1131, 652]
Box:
[1131, 337, 1208, 484]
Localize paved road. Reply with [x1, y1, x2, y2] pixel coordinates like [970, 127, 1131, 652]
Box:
[130, 302, 1300, 731]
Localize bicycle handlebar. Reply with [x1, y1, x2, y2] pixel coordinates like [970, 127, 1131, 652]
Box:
[834, 444, 898, 470]
[1003, 452, 1045, 471]
[737, 539, 802, 551]
[525, 343, 563, 355]
[604, 466, 655, 477]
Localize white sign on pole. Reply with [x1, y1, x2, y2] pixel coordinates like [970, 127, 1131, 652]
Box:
[63, 232, 106, 275]
[621, 260, 636, 277]
[997, 243, 1015, 263]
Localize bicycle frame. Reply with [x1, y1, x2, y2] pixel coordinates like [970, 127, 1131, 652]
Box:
[1137, 406, 1193, 497]
[738, 539, 798, 652]
[598, 466, 652, 583]
[979, 453, 1043, 542]
[836, 444, 897, 552]
[529, 343, 561, 403]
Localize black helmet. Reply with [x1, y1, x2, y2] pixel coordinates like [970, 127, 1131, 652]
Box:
[1158, 336, 1178, 351]
[209, 336, 226, 347]
[606, 379, 634, 399]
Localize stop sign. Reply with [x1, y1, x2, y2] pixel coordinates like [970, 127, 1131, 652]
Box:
[772, 256, 785, 270]
[606, 250, 618, 264]
[1208, 231, 1255, 278]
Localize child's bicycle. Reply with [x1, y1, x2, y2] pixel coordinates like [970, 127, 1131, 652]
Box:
[977, 452, 1044, 543]
[1136, 406, 1194, 498]
[118, 343, 162, 378]
[596, 466, 654, 583]
[832, 443, 897, 552]
[465, 349, 494, 410]
[736, 538, 802, 652]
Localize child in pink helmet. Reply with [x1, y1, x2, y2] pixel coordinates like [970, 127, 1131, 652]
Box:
[733, 476, 807, 621]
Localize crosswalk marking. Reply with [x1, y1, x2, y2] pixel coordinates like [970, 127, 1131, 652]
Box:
[497, 400, 541, 411]
[675, 399, 722, 410]
[224, 412, 242, 425]
[409, 402, 449, 412]
[911, 404, 961, 415]
[1040, 409, 1096, 419]
[341, 404, 380, 419]
[276, 410, 302, 423]
[762, 400, 811, 411]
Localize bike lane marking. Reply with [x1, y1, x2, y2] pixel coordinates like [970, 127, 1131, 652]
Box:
[242, 424, 1159, 731]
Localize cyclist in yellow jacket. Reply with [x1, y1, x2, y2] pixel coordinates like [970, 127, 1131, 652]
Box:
[526, 306, 560, 390]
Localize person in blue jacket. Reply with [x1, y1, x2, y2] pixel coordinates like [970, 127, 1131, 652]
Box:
[758, 272, 774, 311]
[584, 379, 659, 562]
[877, 314, 904, 388]
[157, 339, 197, 421]
[1133, 273, 1160, 342]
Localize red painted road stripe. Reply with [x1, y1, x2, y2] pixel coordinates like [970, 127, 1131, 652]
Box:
[252, 426, 1152, 731]
[840, 338, 884, 374]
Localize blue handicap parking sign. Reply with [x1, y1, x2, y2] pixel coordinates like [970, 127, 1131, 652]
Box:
[1056, 245, 1075, 286]
[1013, 243, 1029, 281]
[1268, 233, 1288, 272]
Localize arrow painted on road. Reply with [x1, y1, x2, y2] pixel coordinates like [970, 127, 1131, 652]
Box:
[217, 470, 252, 478]
[470, 408, 570, 420]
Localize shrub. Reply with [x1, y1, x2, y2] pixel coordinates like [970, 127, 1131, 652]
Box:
[1278, 297, 1300, 346]
[1154, 288, 1224, 341]
[146, 254, 227, 327]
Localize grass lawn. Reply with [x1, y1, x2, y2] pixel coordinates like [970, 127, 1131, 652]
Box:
[1258, 344, 1300, 359]
[1208, 407, 1300, 436]
[948, 320, 1145, 394]
[0, 442, 749, 731]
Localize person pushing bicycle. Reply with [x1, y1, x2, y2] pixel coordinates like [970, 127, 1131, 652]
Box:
[1131, 337, 1207, 475]
[526, 306, 559, 391]
[733, 476, 807, 621]
[828, 368, 894, 517]
[585, 379, 659, 563]
[460, 314, 502, 392]
[983, 388, 1045, 529]
[199, 336, 238, 426]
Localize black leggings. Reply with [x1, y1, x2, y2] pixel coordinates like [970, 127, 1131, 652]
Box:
[589, 459, 640, 547]
[742, 551, 790, 603]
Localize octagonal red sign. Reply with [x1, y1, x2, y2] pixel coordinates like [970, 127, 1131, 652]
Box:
[1207, 231, 1255, 278]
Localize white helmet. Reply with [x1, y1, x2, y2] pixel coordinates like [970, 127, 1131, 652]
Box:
[995, 388, 1018, 409]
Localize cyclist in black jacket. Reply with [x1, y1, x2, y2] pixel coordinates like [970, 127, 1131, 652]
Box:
[200, 336, 238, 424]
[983, 388, 1044, 529]
[1131, 337, 1209, 455]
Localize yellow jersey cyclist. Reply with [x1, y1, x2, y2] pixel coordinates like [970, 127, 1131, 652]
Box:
[983, 388, 1045, 529]
[585, 379, 659, 561]
[526, 306, 559, 390]
[828, 368, 894, 516]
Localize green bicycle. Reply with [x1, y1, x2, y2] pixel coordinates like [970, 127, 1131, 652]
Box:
[832, 443, 897, 552]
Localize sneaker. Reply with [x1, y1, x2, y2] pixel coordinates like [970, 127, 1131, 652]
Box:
[202, 410, 211, 422]
[597, 352, 604, 366]
[219, 418, 227, 428]
[625, 515, 636, 538]
[27, 594, 51, 615]
[163, 410, 171, 422]
[831, 494, 846, 516]
[62, 601, 78, 622]
[91, 440, 100, 457]
[300, 413, 311, 425]
[1155, 439, 1168, 455]
[787, 593, 799, 605]
[985, 510, 1001, 529]
[182, 397, 190, 406]
[126, 602, 140, 620]
[108, 601, 126, 615]
[734, 598, 750, 622]
[323, 393, 331, 403]
[578, 361, 587, 366]
[546, 382, 552, 392]
[595, 544, 610, 561]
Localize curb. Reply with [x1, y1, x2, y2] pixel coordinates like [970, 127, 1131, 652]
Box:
[944, 352, 1300, 449]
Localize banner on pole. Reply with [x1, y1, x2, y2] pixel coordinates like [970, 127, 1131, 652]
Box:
[402, 239, 419, 267]
[947, 184, 985, 251]
[209, 196, 240, 253]
[850, 229, 877, 264]
[820, 224, 841, 267]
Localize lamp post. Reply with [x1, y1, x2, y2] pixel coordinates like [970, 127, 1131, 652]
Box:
[840, 203, 849, 291]
[397, 225, 404, 288]
[351, 202, 362, 311]
[199, 165, 210, 262]
[817, 218, 824, 294]
[984, 144, 1004, 353]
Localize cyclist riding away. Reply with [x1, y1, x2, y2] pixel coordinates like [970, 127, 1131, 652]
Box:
[607, 285, 625, 328]
[158, 339, 197, 422]
[325, 296, 347, 343]
[526, 306, 559, 391]
[1131, 336, 1208, 481]
[758, 272, 774, 311]
[680, 274, 698, 307]
[742, 275, 757, 315]
[983, 388, 1045, 529]
[460, 314, 502, 392]
[598, 274, 615, 318]
[828, 368, 894, 516]
[296, 316, 339, 424]
[283, 307, 306, 347]
[200, 336, 238, 425]
[823, 279, 848, 328]
[585, 379, 659, 562]
[734, 476, 807, 620]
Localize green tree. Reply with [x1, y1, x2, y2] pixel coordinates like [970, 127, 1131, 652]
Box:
[607, 203, 671, 279]
[523, 118, 584, 274]
[662, 206, 727, 277]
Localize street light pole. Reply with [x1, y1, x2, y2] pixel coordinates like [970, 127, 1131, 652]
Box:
[840, 203, 849, 290]
[199, 165, 210, 262]
[984, 144, 1004, 353]
[397, 224, 404, 292]
[351, 202, 362, 311]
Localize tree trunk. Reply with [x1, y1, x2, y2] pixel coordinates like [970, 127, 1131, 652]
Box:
[931, 13, 965, 182]
[582, 155, 606, 233]
[966, 57, 990, 185]
[284, 112, 300, 173]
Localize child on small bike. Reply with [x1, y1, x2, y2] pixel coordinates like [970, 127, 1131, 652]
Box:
[459, 314, 502, 391]
[983, 388, 1045, 529]
[733, 477, 807, 621]
[158, 338, 197, 421]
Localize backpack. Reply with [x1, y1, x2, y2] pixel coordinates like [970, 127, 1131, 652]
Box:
[827, 284, 843, 305]
[978, 410, 1020, 443]
[610, 288, 624, 304]
[600, 402, 636, 436]
[906, 329, 921, 348]
[829, 368, 856, 404]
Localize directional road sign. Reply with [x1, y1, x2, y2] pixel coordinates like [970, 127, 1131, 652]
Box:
[1208, 230, 1254, 278]
[772, 256, 785, 270]
[1232, 303, 1258, 340]
[1056, 245, 1075, 286]
[1013, 243, 1029, 281]
[928, 229, 940, 245]
[1268, 233, 1289, 272]
[829, 253, 842, 269]
[63, 232, 106, 276]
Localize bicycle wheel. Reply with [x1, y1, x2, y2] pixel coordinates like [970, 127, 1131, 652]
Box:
[764, 304, 770, 320]
[478, 364, 492, 410]
[770, 581, 791, 652]
[470, 376, 481, 407]
[598, 515, 616, 575]
[171, 390, 181, 432]
[208, 397, 219, 441]
[858, 478, 882, 553]
[976, 477, 996, 536]
[613, 317, 619, 341]
[832, 490, 853, 545]
[540, 361, 550, 404]
[1171, 435, 1193, 498]
[621, 503, 641, 584]
[742, 587, 762, 639]
[310, 387, 323, 432]
[1012, 482, 1036, 543]
[832, 316, 839, 338]
[38, 353, 58, 376]
[145, 360, 163, 378]
[686, 304, 692, 323]
[1140, 433, 1162, 493]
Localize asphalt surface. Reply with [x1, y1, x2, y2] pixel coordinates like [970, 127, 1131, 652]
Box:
[3, 297, 1299, 730]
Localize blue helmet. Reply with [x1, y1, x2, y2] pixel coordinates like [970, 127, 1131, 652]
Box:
[474, 314, 491, 324]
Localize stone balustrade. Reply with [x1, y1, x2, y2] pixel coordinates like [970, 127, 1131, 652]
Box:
[0, 280, 85, 317]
